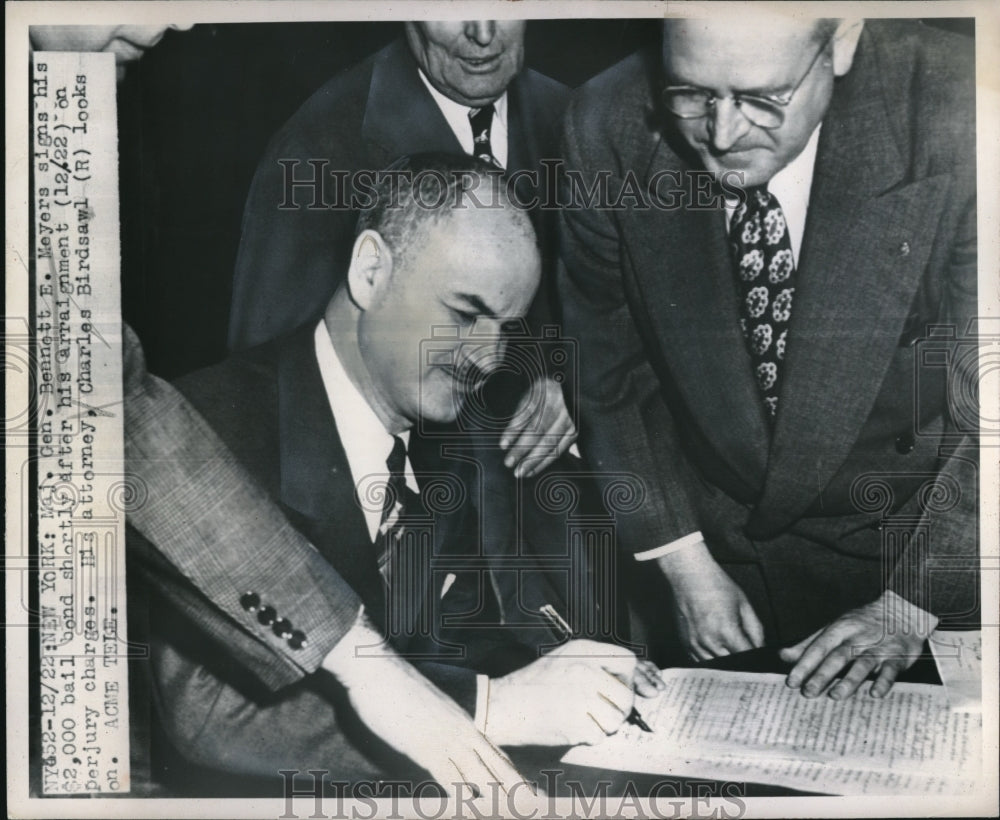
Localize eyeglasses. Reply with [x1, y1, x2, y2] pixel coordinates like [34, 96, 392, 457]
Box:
[661, 35, 833, 130]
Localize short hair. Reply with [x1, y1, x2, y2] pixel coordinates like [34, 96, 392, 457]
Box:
[354, 152, 532, 271]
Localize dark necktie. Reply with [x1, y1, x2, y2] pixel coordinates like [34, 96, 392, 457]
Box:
[376, 436, 422, 588]
[730, 186, 798, 424]
[469, 104, 501, 167]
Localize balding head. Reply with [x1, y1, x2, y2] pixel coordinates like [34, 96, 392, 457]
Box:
[331, 154, 540, 432]
[354, 153, 536, 276]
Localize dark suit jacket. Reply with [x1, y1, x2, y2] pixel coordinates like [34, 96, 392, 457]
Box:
[558, 21, 979, 644]
[228, 38, 569, 350]
[131, 326, 568, 782]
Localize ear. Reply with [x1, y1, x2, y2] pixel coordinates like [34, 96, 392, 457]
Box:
[347, 230, 394, 311]
[831, 19, 864, 77]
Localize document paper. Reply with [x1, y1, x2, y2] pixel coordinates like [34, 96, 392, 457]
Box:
[930, 630, 982, 712]
[562, 669, 981, 795]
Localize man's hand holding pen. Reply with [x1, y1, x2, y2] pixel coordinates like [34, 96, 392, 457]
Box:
[539, 604, 663, 731]
[482, 638, 665, 747]
[472, 602, 663, 747]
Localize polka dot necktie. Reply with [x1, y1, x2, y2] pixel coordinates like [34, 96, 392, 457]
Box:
[468, 104, 501, 167]
[729, 186, 798, 425]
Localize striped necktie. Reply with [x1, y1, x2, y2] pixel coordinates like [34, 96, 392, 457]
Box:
[376, 436, 423, 587]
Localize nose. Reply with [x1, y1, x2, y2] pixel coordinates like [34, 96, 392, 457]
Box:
[465, 20, 497, 47]
[460, 319, 508, 381]
[707, 97, 752, 152]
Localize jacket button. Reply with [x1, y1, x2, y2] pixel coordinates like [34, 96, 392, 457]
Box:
[898, 241, 910, 256]
[288, 630, 308, 650]
[272, 618, 293, 638]
[895, 432, 915, 454]
[239, 592, 260, 612]
[256, 605, 277, 626]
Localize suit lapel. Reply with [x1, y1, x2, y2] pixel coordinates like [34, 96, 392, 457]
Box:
[409, 439, 492, 603]
[629, 141, 771, 494]
[749, 29, 953, 534]
[277, 328, 458, 635]
[362, 39, 465, 161]
[505, 75, 538, 174]
[276, 328, 385, 607]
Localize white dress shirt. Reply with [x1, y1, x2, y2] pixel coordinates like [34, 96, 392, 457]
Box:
[635, 125, 821, 563]
[723, 124, 821, 265]
[417, 69, 509, 168]
[314, 322, 417, 541]
[315, 323, 484, 717]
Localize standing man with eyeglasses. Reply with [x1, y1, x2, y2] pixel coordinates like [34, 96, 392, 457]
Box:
[558, 14, 979, 699]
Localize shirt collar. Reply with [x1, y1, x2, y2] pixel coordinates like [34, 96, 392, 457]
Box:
[724, 123, 821, 263]
[766, 123, 821, 224]
[417, 68, 508, 146]
[313, 322, 416, 538]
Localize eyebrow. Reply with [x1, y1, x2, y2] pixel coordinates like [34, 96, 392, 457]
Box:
[667, 77, 794, 99]
[738, 82, 795, 99]
[450, 292, 499, 318]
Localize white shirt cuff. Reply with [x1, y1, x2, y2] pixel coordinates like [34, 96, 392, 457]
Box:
[474, 674, 490, 734]
[633, 531, 705, 561]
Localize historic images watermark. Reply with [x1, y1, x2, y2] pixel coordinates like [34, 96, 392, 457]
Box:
[276, 161, 748, 213]
[278, 769, 749, 820]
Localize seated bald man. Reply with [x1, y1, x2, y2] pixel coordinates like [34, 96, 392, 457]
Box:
[133, 155, 661, 789]
[230, 21, 576, 480]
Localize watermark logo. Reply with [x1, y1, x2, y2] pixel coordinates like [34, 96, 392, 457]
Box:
[276, 161, 748, 214]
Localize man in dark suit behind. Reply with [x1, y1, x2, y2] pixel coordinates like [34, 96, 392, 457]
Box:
[134, 156, 656, 788]
[558, 15, 979, 700]
[229, 21, 574, 479]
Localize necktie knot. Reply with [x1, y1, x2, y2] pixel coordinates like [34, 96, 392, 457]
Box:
[731, 185, 772, 226]
[382, 435, 411, 521]
[385, 435, 407, 480]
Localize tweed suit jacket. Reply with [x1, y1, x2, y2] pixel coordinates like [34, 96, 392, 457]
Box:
[129, 326, 568, 779]
[557, 21, 979, 643]
[228, 38, 569, 350]
[124, 325, 363, 692]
